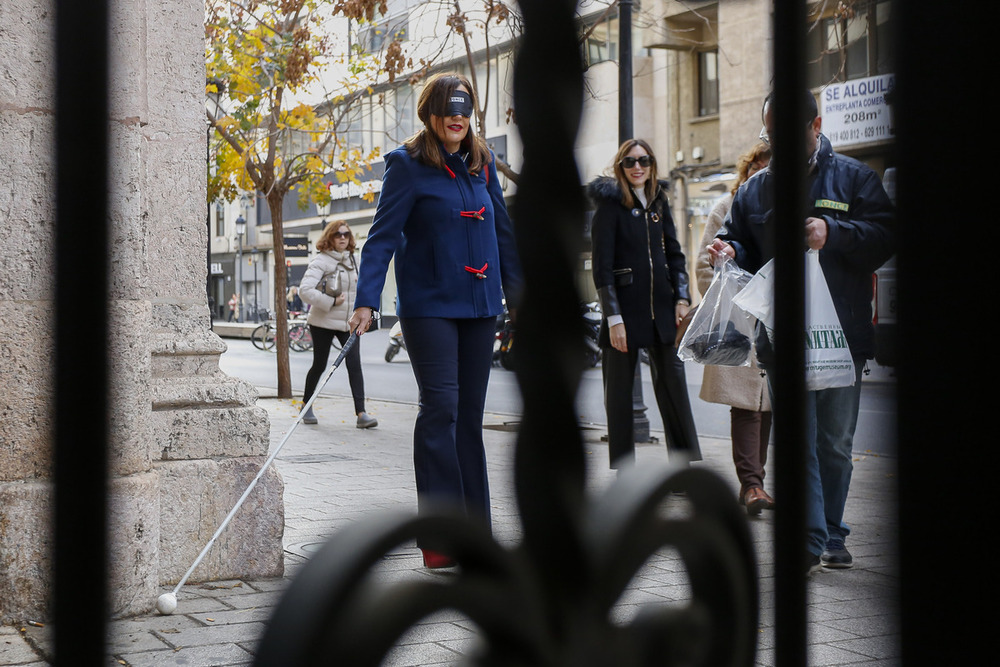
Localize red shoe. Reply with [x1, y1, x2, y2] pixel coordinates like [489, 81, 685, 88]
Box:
[421, 549, 456, 569]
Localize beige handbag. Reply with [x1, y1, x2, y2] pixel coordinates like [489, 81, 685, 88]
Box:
[317, 270, 342, 298]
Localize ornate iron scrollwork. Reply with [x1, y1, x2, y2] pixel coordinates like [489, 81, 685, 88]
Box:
[254, 466, 756, 666]
[254, 0, 756, 664]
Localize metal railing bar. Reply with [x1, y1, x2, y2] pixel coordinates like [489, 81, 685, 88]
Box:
[53, 0, 110, 664]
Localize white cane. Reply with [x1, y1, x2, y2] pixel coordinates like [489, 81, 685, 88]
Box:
[156, 332, 359, 614]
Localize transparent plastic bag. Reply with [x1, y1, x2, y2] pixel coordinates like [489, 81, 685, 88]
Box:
[678, 255, 756, 366]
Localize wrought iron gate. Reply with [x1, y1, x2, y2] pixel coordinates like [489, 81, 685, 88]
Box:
[50, 0, 990, 665]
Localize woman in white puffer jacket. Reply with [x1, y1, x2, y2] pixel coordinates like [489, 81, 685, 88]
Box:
[298, 220, 377, 428]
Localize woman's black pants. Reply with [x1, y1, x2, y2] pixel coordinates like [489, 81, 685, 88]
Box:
[303, 325, 365, 415]
[602, 340, 702, 468]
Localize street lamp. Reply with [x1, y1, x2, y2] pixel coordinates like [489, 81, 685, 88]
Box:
[250, 249, 261, 322]
[235, 214, 246, 322]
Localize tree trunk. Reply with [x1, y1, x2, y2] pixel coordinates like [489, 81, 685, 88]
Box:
[267, 191, 292, 398]
[494, 155, 519, 183]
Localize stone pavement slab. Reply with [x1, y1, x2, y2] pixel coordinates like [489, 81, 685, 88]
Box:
[2, 392, 898, 666]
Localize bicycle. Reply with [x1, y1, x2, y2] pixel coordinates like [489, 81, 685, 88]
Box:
[247, 304, 272, 323]
[288, 322, 313, 352]
[251, 320, 277, 351]
[251, 316, 314, 352]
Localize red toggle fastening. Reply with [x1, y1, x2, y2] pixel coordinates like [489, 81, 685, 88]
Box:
[460, 206, 486, 220]
[464, 262, 488, 279]
[444, 165, 457, 178]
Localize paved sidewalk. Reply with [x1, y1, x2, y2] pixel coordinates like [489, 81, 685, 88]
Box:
[3, 392, 899, 666]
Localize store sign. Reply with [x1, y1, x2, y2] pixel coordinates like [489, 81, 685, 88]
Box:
[822, 74, 894, 148]
[329, 179, 383, 201]
[210, 262, 224, 275]
[284, 236, 309, 257]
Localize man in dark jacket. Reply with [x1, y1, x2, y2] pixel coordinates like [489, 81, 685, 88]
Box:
[709, 91, 894, 573]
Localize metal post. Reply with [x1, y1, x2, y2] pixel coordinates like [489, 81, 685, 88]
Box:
[617, 0, 651, 442]
[771, 1, 809, 665]
[252, 251, 260, 322]
[235, 214, 246, 322]
[618, 0, 633, 142]
[54, 0, 109, 662]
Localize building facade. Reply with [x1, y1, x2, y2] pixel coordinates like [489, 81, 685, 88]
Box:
[649, 0, 895, 298]
[211, 0, 895, 317]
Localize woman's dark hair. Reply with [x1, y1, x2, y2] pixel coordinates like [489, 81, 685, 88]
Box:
[612, 139, 660, 209]
[404, 72, 492, 174]
[316, 220, 356, 253]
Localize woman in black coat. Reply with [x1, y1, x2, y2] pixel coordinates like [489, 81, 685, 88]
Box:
[588, 138, 702, 469]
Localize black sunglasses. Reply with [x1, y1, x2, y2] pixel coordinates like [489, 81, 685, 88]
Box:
[333, 230, 351, 238]
[620, 155, 653, 168]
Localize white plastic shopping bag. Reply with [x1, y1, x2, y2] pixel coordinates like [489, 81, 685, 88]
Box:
[803, 250, 855, 390]
[732, 258, 774, 331]
[732, 250, 855, 390]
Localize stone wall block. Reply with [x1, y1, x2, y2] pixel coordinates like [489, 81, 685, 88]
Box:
[0, 303, 53, 482]
[156, 458, 284, 585]
[151, 403, 269, 462]
[108, 299, 153, 476]
[143, 137, 209, 300]
[108, 121, 151, 299]
[107, 470, 160, 617]
[0, 114, 55, 302]
[143, 0, 204, 134]
[0, 1, 54, 106]
[152, 375, 261, 412]
[151, 303, 220, 345]
[109, 0, 148, 124]
[151, 345, 230, 380]
[0, 481, 52, 625]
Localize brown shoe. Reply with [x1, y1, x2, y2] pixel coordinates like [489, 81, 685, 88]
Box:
[760, 488, 775, 510]
[742, 487, 771, 516]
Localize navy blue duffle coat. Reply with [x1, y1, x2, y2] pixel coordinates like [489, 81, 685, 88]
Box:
[355, 145, 521, 317]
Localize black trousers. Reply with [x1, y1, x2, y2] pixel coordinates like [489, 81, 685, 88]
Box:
[602, 340, 702, 468]
[399, 316, 496, 536]
[303, 325, 365, 415]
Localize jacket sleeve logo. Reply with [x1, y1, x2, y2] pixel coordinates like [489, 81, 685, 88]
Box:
[814, 198, 850, 212]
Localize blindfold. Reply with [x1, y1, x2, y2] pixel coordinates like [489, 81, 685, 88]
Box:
[443, 90, 474, 118]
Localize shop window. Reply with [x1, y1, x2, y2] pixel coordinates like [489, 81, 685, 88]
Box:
[361, 17, 408, 53]
[582, 13, 618, 66]
[214, 201, 225, 236]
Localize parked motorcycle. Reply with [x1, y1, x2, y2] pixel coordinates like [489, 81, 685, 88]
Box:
[384, 320, 406, 362]
[493, 304, 516, 370]
[581, 301, 602, 368]
[493, 302, 601, 371]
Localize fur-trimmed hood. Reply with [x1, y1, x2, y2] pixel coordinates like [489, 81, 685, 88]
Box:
[586, 176, 670, 207]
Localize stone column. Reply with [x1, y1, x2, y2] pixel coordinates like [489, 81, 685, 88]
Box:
[0, 0, 284, 623]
